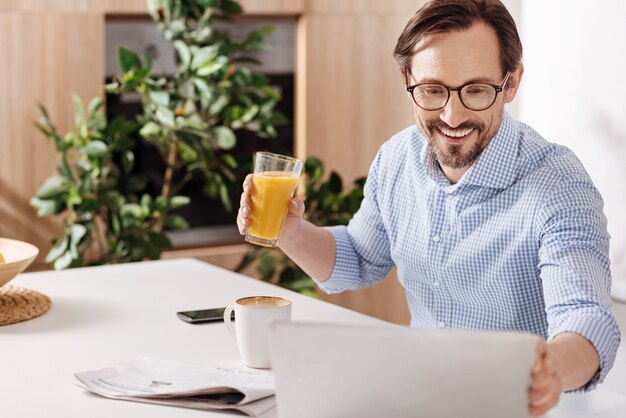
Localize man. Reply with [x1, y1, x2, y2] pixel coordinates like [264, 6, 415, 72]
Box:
[237, 0, 620, 415]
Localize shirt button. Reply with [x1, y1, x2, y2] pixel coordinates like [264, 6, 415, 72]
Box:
[438, 321, 446, 328]
[432, 280, 440, 287]
[432, 235, 441, 242]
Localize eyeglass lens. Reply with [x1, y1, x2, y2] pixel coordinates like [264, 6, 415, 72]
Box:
[413, 84, 498, 111]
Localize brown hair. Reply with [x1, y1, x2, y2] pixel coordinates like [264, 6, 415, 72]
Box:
[393, 0, 522, 77]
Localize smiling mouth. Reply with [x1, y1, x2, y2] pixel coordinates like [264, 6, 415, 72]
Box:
[437, 126, 474, 140]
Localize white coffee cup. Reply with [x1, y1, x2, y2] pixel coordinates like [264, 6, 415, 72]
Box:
[224, 296, 292, 369]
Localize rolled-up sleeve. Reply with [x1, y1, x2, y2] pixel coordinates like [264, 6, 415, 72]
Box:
[538, 177, 621, 391]
[316, 151, 394, 294]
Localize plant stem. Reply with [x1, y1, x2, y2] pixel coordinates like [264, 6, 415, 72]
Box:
[156, 137, 179, 232]
[93, 213, 108, 259]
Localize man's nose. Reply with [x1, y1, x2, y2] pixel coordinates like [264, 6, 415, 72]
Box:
[439, 91, 470, 128]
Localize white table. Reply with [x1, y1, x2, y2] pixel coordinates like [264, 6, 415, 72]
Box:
[1, 258, 626, 417]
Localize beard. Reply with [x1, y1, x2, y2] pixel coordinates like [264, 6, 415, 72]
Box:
[422, 119, 498, 169]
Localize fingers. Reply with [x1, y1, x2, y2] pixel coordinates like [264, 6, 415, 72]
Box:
[237, 205, 250, 235]
[533, 336, 547, 372]
[287, 198, 305, 217]
[528, 338, 562, 417]
[237, 175, 253, 235]
[529, 376, 561, 417]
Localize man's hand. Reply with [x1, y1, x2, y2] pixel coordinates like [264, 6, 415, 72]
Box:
[529, 337, 562, 416]
[236, 174, 305, 239]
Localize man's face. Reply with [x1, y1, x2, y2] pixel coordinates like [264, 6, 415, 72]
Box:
[408, 22, 520, 170]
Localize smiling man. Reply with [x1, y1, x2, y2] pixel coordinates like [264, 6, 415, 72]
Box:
[236, 0, 620, 415]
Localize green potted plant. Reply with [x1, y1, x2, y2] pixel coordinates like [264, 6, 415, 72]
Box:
[31, 96, 189, 268]
[31, 0, 286, 268]
[107, 0, 286, 217]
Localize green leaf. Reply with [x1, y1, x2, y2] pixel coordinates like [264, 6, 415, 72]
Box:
[30, 197, 62, 216]
[196, 56, 228, 77]
[121, 203, 143, 219]
[221, 154, 237, 169]
[328, 171, 342, 194]
[166, 20, 186, 39]
[140, 194, 152, 208]
[69, 223, 87, 259]
[248, 25, 276, 39]
[234, 55, 262, 65]
[36, 175, 70, 199]
[152, 196, 166, 212]
[170, 195, 191, 209]
[150, 91, 170, 107]
[220, 0, 243, 15]
[240, 105, 259, 124]
[118, 46, 142, 72]
[71, 94, 84, 127]
[46, 237, 69, 263]
[209, 94, 229, 116]
[66, 187, 82, 207]
[122, 150, 135, 173]
[193, 78, 212, 101]
[165, 214, 190, 230]
[212, 126, 236, 150]
[53, 251, 74, 270]
[88, 111, 107, 131]
[82, 140, 109, 158]
[87, 97, 103, 116]
[155, 107, 175, 128]
[191, 45, 219, 70]
[112, 214, 121, 235]
[139, 121, 161, 138]
[219, 183, 231, 211]
[79, 199, 97, 213]
[305, 157, 324, 185]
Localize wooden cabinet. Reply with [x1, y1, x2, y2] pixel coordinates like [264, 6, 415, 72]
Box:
[0, 0, 423, 324]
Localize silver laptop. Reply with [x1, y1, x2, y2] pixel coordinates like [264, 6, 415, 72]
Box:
[268, 321, 534, 418]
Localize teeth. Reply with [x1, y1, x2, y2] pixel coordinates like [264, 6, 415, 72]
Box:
[439, 127, 473, 138]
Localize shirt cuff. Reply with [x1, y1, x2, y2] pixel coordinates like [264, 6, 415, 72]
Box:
[548, 312, 621, 392]
[314, 225, 361, 294]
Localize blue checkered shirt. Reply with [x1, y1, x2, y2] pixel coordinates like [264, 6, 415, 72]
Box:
[318, 112, 620, 390]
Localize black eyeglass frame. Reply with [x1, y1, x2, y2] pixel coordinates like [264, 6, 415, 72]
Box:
[405, 71, 512, 111]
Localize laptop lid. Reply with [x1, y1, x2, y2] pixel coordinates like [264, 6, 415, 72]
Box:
[268, 321, 534, 418]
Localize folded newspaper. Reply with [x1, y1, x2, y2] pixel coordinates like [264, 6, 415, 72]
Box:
[74, 357, 276, 416]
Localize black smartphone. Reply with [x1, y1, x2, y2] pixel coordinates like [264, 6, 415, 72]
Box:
[176, 307, 234, 324]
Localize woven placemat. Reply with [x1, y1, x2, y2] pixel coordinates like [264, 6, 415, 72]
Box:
[0, 285, 51, 326]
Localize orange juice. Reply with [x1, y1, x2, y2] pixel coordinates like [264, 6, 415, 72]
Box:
[248, 171, 299, 241]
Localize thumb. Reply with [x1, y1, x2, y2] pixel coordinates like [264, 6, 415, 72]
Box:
[288, 198, 305, 217]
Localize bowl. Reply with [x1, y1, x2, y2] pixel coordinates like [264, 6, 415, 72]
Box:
[0, 238, 39, 288]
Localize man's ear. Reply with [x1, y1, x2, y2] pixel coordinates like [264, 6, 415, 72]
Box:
[504, 64, 524, 103]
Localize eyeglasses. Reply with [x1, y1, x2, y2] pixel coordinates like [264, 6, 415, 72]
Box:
[406, 72, 511, 111]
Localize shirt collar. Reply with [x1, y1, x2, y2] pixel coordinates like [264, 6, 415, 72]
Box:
[420, 112, 519, 189]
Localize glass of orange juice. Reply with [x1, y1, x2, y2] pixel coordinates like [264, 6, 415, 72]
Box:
[245, 152, 303, 247]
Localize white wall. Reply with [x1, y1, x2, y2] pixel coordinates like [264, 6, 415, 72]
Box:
[515, 1, 626, 280]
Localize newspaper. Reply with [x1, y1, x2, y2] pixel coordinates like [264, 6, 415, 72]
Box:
[74, 357, 276, 416]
